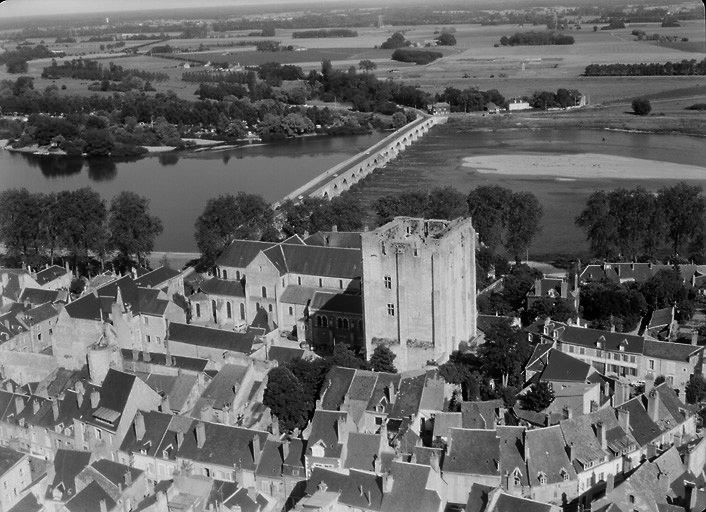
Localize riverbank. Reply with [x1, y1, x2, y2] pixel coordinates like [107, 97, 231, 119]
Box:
[463, 153, 706, 180]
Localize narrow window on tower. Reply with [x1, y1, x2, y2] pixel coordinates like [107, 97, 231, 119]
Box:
[384, 276, 392, 289]
[387, 303, 395, 317]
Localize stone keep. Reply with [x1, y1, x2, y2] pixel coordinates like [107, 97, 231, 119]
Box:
[362, 217, 477, 370]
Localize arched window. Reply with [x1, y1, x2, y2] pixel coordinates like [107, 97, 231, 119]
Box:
[343, 318, 349, 330]
[239, 303, 245, 320]
[195, 304, 201, 318]
[222, 270, 228, 280]
[337, 318, 343, 329]
[268, 304, 273, 313]
[211, 300, 217, 323]
[261, 286, 267, 298]
[297, 276, 302, 285]
[317, 316, 322, 327]
[226, 302, 232, 319]
[322, 316, 328, 328]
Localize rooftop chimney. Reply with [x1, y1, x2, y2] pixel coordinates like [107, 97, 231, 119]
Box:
[647, 389, 660, 422]
[563, 405, 573, 420]
[617, 408, 630, 432]
[14, 396, 24, 414]
[99, 499, 108, 512]
[32, 399, 40, 415]
[692, 330, 698, 346]
[76, 382, 85, 408]
[383, 470, 394, 493]
[134, 411, 146, 441]
[160, 396, 171, 414]
[52, 399, 59, 422]
[124, 470, 132, 487]
[195, 422, 206, 449]
[595, 421, 607, 450]
[331, 225, 338, 233]
[90, 390, 100, 409]
[252, 434, 262, 465]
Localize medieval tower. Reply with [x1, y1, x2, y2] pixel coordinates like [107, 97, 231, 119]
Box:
[361, 217, 477, 370]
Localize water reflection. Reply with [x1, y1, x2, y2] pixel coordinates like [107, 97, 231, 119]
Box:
[158, 153, 180, 166]
[86, 158, 117, 181]
[22, 154, 84, 178]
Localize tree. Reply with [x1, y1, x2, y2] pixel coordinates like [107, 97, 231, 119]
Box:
[576, 190, 619, 259]
[391, 112, 407, 129]
[263, 366, 309, 431]
[358, 60, 377, 73]
[632, 98, 652, 116]
[525, 297, 576, 324]
[83, 128, 115, 156]
[685, 375, 706, 404]
[380, 32, 408, 50]
[467, 186, 513, 250]
[56, 188, 108, 265]
[654, 375, 666, 386]
[640, 267, 687, 309]
[436, 33, 457, 46]
[426, 186, 468, 220]
[657, 183, 706, 256]
[0, 188, 43, 261]
[521, 382, 555, 412]
[326, 343, 370, 370]
[108, 192, 163, 266]
[580, 281, 647, 332]
[194, 193, 273, 265]
[505, 192, 542, 263]
[369, 345, 397, 373]
[478, 319, 532, 388]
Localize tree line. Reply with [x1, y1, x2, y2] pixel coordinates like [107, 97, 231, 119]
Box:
[292, 29, 358, 38]
[584, 58, 706, 76]
[391, 48, 443, 65]
[0, 188, 162, 271]
[41, 58, 169, 83]
[576, 183, 706, 261]
[0, 44, 56, 73]
[499, 31, 575, 46]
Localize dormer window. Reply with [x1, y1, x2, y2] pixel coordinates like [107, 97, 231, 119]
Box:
[619, 345, 625, 352]
[560, 468, 569, 481]
[552, 330, 559, 340]
[538, 472, 547, 485]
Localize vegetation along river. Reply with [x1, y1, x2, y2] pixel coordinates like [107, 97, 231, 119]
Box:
[1, 128, 705, 256]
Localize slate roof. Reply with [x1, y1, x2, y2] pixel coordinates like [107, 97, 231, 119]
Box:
[22, 302, 60, 325]
[18, 287, 61, 306]
[282, 438, 307, 478]
[133, 266, 180, 288]
[493, 493, 555, 512]
[197, 364, 250, 410]
[305, 231, 363, 249]
[79, 369, 136, 432]
[91, 458, 142, 487]
[466, 483, 494, 512]
[306, 467, 383, 511]
[310, 291, 362, 315]
[175, 421, 268, 470]
[97, 275, 170, 317]
[120, 349, 209, 372]
[34, 265, 69, 285]
[267, 346, 304, 365]
[279, 285, 315, 305]
[344, 433, 383, 473]
[167, 322, 255, 354]
[497, 426, 529, 486]
[461, 400, 503, 429]
[0, 445, 25, 476]
[263, 244, 362, 279]
[216, 240, 277, 268]
[255, 439, 284, 479]
[444, 429, 500, 476]
[366, 373, 402, 414]
[199, 278, 245, 297]
[581, 263, 706, 286]
[433, 412, 462, 438]
[539, 349, 594, 383]
[390, 371, 426, 420]
[524, 425, 576, 485]
[64, 293, 103, 321]
[559, 325, 645, 354]
[320, 367, 356, 411]
[119, 410, 173, 457]
[347, 371, 378, 402]
[307, 410, 349, 459]
[643, 339, 701, 361]
[380, 461, 442, 512]
[64, 481, 115, 512]
[143, 373, 197, 412]
[7, 493, 43, 512]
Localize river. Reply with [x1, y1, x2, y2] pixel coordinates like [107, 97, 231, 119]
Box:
[2, 128, 706, 257]
[0, 133, 387, 251]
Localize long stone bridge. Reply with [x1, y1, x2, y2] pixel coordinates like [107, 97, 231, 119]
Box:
[274, 114, 446, 208]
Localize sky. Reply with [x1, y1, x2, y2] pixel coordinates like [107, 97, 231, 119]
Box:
[0, 0, 341, 18]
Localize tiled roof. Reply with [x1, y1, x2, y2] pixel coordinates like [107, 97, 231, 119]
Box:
[199, 278, 245, 297]
[79, 369, 136, 432]
[524, 425, 576, 485]
[444, 428, 500, 476]
[380, 461, 442, 512]
[216, 240, 277, 268]
[18, 287, 61, 306]
[91, 459, 142, 487]
[305, 468, 383, 511]
[432, 412, 462, 438]
[366, 373, 401, 414]
[539, 349, 593, 383]
[0, 445, 24, 476]
[255, 439, 283, 479]
[263, 244, 362, 279]
[167, 322, 255, 354]
[320, 367, 356, 411]
[494, 493, 555, 512]
[344, 433, 383, 472]
[134, 266, 180, 288]
[175, 421, 268, 470]
[497, 426, 529, 486]
[120, 349, 209, 372]
[267, 346, 304, 365]
[310, 291, 362, 315]
[643, 339, 701, 362]
[619, 396, 662, 447]
[390, 371, 426, 420]
[305, 231, 363, 249]
[119, 410, 172, 457]
[64, 293, 103, 321]
[347, 371, 378, 402]
[64, 481, 115, 512]
[22, 302, 60, 325]
[307, 410, 349, 459]
[197, 364, 250, 410]
[34, 265, 69, 285]
[279, 285, 316, 305]
[7, 493, 43, 512]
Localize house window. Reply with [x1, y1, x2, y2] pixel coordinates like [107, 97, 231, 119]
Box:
[196, 304, 201, 318]
[289, 307, 293, 316]
[222, 270, 228, 280]
[413, 247, 419, 257]
[227, 302, 232, 319]
[337, 318, 343, 329]
[649, 360, 655, 370]
[236, 271, 241, 280]
[384, 276, 392, 289]
[240, 303, 245, 320]
[261, 286, 267, 298]
[339, 280, 343, 289]
[387, 304, 395, 317]
[381, 243, 386, 255]
[568, 345, 574, 353]
[629, 495, 635, 504]
[614, 353, 620, 360]
[268, 304, 273, 313]
[319, 278, 323, 288]
[146, 335, 151, 343]
[623, 355, 629, 362]
[37, 333, 42, 341]
[317, 316, 322, 327]
[630, 355, 636, 363]
[579, 348, 585, 355]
